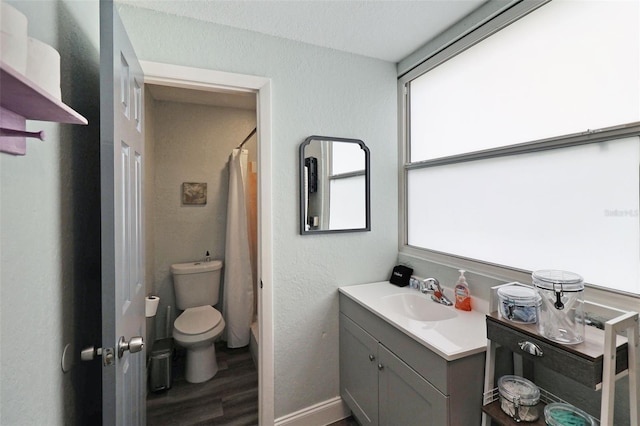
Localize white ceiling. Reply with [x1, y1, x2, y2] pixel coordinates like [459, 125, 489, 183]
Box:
[131, 1, 486, 108]
[117, 0, 486, 63]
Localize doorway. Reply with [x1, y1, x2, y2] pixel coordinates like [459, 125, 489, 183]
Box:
[141, 61, 273, 425]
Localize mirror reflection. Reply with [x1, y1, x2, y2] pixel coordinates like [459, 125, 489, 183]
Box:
[299, 136, 370, 234]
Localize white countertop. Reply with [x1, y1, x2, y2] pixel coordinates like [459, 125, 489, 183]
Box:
[339, 281, 488, 361]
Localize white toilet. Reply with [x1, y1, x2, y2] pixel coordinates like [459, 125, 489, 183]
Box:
[171, 260, 226, 383]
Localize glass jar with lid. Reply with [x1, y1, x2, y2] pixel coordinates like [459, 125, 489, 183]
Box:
[498, 375, 541, 422]
[544, 402, 596, 426]
[497, 284, 541, 324]
[533, 269, 585, 344]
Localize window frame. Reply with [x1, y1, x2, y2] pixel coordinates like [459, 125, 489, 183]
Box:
[397, 0, 640, 299]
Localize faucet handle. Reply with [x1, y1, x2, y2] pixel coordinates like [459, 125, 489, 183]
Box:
[420, 278, 439, 294]
[420, 277, 453, 306]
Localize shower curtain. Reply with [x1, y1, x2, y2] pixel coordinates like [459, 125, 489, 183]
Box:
[223, 148, 254, 348]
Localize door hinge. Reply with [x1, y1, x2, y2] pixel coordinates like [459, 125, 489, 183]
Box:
[260, 280, 263, 289]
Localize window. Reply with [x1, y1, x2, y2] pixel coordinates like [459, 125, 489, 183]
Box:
[328, 142, 367, 230]
[401, 0, 640, 295]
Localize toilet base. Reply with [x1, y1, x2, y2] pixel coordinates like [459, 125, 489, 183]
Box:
[184, 342, 218, 383]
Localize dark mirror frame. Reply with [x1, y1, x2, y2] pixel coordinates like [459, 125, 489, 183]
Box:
[299, 135, 371, 235]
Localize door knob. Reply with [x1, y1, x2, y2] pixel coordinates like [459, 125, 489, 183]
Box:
[117, 336, 144, 358]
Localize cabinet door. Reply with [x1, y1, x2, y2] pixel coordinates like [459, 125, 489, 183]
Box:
[340, 314, 379, 426]
[378, 345, 448, 426]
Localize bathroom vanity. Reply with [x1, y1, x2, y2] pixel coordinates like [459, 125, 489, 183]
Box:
[339, 282, 488, 426]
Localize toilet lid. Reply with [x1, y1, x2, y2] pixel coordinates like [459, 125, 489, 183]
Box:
[175, 305, 222, 335]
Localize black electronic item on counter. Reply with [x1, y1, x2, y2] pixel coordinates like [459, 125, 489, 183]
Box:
[389, 265, 413, 287]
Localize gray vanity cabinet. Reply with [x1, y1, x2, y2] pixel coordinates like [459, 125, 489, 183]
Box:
[378, 344, 446, 425]
[339, 293, 484, 426]
[340, 313, 379, 425]
[340, 313, 446, 426]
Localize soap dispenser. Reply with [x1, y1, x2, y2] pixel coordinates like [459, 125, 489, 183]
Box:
[454, 269, 472, 311]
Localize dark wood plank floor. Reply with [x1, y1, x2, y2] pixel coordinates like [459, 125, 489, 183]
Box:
[147, 341, 359, 426]
[147, 342, 259, 425]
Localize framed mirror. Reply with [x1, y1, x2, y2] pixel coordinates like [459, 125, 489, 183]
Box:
[299, 136, 370, 234]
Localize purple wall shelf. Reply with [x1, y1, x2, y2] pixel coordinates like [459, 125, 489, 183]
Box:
[0, 61, 87, 155]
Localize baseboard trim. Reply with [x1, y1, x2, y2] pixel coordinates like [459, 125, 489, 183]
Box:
[274, 397, 350, 426]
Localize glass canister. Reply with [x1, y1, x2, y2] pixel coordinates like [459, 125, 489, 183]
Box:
[498, 375, 541, 422]
[497, 284, 541, 324]
[544, 403, 597, 426]
[532, 270, 585, 345]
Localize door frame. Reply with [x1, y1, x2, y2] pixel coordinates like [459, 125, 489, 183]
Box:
[140, 60, 274, 425]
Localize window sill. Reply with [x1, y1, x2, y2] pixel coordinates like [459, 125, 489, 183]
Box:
[399, 245, 640, 315]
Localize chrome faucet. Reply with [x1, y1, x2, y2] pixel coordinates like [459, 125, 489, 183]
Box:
[420, 278, 453, 306]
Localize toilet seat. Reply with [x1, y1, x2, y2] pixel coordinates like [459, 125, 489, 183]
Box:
[174, 305, 222, 335]
[172, 306, 226, 384]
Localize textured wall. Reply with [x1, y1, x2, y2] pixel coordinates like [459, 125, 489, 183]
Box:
[149, 101, 256, 337]
[118, 5, 398, 418]
[0, 0, 102, 424]
[145, 89, 157, 298]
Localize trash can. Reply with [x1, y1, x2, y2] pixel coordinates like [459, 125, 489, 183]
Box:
[149, 338, 173, 392]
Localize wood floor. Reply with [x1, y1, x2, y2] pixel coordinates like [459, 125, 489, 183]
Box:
[146, 341, 359, 426]
[147, 342, 259, 425]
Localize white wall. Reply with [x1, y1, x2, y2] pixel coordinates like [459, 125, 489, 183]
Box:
[0, 0, 101, 424]
[149, 100, 257, 337]
[118, 5, 399, 418]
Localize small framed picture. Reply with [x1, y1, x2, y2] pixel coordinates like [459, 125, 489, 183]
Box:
[182, 182, 207, 205]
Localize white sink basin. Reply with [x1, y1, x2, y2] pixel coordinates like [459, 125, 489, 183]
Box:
[340, 282, 489, 360]
[380, 293, 457, 322]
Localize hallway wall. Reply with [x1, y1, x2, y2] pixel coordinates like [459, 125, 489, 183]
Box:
[0, 1, 102, 424]
[119, 5, 398, 418]
[149, 100, 256, 337]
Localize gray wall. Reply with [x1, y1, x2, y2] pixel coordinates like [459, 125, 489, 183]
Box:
[149, 100, 257, 337]
[0, 0, 101, 424]
[118, 5, 399, 418]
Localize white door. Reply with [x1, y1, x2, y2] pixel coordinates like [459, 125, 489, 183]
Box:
[100, 1, 146, 424]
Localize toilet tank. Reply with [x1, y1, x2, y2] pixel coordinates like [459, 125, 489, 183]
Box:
[171, 260, 223, 309]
